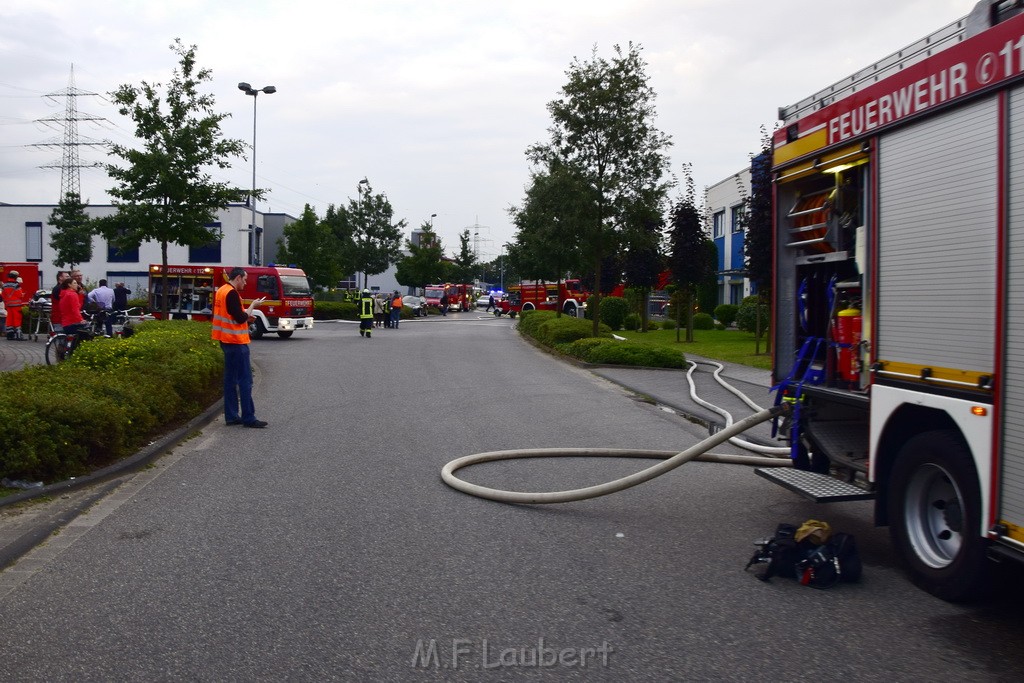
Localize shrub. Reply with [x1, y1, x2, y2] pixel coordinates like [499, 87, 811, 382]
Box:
[713, 303, 739, 327]
[313, 301, 357, 320]
[714, 322, 726, 331]
[561, 338, 685, 368]
[623, 313, 640, 331]
[646, 320, 660, 331]
[736, 295, 770, 337]
[0, 320, 222, 483]
[661, 318, 677, 330]
[599, 296, 629, 331]
[693, 312, 714, 330]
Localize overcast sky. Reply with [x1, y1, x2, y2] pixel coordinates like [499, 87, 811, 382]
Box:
[1, 0, 970, 262]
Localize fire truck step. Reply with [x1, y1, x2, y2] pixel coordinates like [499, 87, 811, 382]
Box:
[755, 467, 875, 503]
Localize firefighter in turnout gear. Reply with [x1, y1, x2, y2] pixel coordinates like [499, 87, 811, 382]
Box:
[359, 289, 374, 338]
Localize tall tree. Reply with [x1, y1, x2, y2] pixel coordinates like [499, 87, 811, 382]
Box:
[48, 192, 93, 269]
[667, 167, 715, 342]
[508, 161, 593, 314]
[97, 39, 249, 315]
[744, 127, 774, 354]
[276, 204, 340, 289]
[337, 179, 406, 289]
[395, 223, 446, 291]
[620, 206, 664, 331]
[451, 229, 478, 284]
[528, 43, 673, 336]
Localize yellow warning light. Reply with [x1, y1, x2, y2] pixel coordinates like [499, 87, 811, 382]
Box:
[971, 406, 988, 417]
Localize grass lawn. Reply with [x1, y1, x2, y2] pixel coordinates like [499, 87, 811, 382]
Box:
[617, 327, 772, 370]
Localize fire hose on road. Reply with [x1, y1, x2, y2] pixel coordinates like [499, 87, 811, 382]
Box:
[442, 403, 791, 505]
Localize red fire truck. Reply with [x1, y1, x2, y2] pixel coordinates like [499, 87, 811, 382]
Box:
[0, 262, 40, 295]
[761, 0, 1024, 601]
[424, 283, 473, 312]
[494, 279, 628, 318]
[148, 264, 314, 339]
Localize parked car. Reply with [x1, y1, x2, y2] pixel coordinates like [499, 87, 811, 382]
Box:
[402, 295, 427, 317]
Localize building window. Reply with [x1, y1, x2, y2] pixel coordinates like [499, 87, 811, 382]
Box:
[713, 211, 725, 239]
[731, 205, 745, 233]
[730, 283, 744, 305]
[189, 223, 223, 263]
[338, 274, 357, 289]
[107, 243, 140, 263]
[25, 222, 42, 261]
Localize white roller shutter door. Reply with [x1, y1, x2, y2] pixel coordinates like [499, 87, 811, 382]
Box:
[876, 97, 997, 374]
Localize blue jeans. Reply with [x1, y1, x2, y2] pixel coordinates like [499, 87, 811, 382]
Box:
[221, 342, 255, 423]
[390, 308, 400, 327]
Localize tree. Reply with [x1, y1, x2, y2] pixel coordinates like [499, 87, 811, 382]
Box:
[340, 179, 406, 289]
[395, 223, 447, 291]
[667, 167, 715, 342]
[450, 229, 478, 284]
[744, 126, 774, 354]
[97, 39, 249, 316]
[528, 43, 673, 336]
[48, 192, 93, 269]
[276, 204, 340, 289]
[620, 207, 664, 331]
[508, 161, 593, 315]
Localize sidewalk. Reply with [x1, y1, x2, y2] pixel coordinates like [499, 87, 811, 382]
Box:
[0, 337, 47, 372]
[590, 353, 782, 448]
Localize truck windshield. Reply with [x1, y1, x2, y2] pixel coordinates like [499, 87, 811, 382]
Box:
[425, 288, 444, 298]
[280, 276, 312, 297]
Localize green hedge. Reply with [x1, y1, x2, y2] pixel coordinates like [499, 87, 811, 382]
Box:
[517, 310, 683, 368]
[0, 320, 222, 484]
[599, 296, 629, 331]
[560, 337, 685, 368]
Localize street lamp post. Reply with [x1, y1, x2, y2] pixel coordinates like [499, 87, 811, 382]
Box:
[238, 82, 276, 266]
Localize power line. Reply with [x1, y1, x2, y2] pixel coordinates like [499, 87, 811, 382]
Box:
[29, 64, 109, 201]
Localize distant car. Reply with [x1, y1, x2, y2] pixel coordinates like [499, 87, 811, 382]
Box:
[402, 295, 426, 317]
[476, 295, 490, 308]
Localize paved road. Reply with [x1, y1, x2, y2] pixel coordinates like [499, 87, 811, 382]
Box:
[1, 313, 1023, 681]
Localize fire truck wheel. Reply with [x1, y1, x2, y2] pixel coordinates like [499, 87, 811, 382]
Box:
[887, 429, 989, 602]
[564, 303, 577, 318]
[248, 319, 265, 340]
[277, 331, 294, 339]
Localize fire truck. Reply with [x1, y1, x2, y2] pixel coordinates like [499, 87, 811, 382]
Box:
[495, 279, 599, 318]
[424, 283, 473, 312]
[761, 0, 1024, 601]
[148, 264, 314, 339]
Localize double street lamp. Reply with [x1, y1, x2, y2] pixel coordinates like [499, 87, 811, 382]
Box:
[238, 82, 276, 265]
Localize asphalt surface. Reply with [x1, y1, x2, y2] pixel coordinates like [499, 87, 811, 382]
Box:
[1, 316, 1023, 681]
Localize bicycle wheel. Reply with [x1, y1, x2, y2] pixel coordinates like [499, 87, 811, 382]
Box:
[45, 334, 69, 365]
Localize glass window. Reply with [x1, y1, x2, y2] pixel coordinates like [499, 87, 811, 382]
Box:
[189, 223, 222, 263]
[731, 205, 745, 233]
[25, 222, 42, 261]
[713, 211, 725, 239]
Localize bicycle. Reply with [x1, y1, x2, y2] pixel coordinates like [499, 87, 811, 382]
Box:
[44, 325, 94, 365]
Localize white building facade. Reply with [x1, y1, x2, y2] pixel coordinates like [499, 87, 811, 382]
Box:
[0, 202, 288, 296]
[705, 168, 754, 306]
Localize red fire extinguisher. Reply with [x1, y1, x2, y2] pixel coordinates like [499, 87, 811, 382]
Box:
[834, 307, 862, 383]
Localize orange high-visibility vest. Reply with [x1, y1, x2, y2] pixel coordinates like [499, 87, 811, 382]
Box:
[211, 283, 250, 344]
[392, 295, 403, 309]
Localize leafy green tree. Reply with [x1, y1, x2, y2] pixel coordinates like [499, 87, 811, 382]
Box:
[528, 43, 673, 336]
[334, 180, 406, 289]
[508, 161, 593, 314]
[48, 192, 93, 268]
[276, 204, 340, 289]
[667, 167, 715, 342]
[395, 223, 446, 290]
[744, 127, 774, 353]
[620, 208, 664, 331]
[451, 229, 478, 284]
[97, 39, 249, 316]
